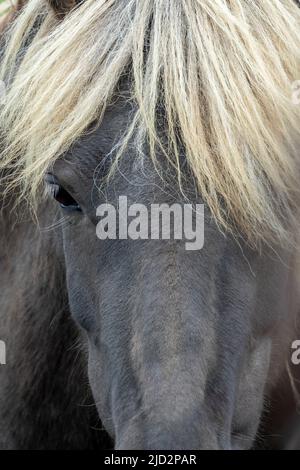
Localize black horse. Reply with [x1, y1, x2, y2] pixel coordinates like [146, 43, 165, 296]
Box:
[0, 0, 300, 449]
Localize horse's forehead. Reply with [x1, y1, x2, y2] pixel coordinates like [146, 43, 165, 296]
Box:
[61, 97, 134, 171]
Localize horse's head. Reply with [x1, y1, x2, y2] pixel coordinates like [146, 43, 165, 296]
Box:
[41, 93, 293, 450]
[1, 0, 300, 450]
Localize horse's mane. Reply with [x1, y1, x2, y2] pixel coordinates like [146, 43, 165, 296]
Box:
[0, 0, 27, 32]
[0, 0, 300, 246]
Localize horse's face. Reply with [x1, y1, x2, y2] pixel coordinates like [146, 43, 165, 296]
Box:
[46, 97, 290, 450]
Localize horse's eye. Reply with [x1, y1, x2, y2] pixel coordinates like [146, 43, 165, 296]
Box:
[45, 174, 82, 212]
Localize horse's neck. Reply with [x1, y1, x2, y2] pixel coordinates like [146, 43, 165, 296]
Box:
[0, 200, 105, 449]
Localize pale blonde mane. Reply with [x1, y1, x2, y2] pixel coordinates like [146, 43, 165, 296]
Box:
[0, 0, 300, 246]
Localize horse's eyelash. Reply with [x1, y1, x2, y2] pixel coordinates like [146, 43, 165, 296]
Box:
[45, 182, 59, 199]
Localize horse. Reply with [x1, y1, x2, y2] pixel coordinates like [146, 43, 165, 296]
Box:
[0, 0, 300, 450]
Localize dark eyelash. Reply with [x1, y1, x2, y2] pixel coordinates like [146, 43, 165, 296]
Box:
[45, 173, 82, 212]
